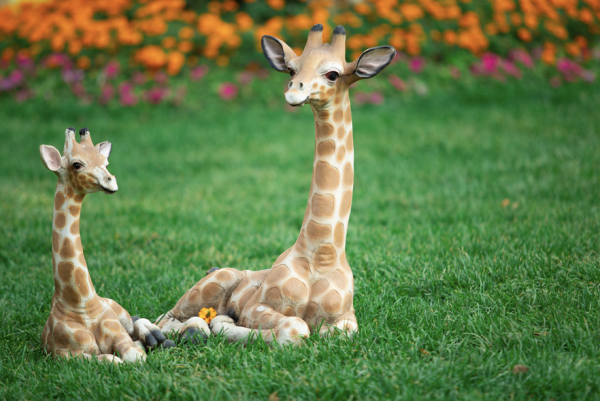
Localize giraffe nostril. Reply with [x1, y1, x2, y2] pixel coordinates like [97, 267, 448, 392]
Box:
[108, 177, 112, 181]
[288, 82, 292, 88]
[299, 82, 304, 89]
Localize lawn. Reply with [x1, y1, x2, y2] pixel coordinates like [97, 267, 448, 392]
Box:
[1, 82, 599, 400]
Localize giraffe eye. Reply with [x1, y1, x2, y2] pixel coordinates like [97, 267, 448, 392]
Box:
[72, 162, 83, 170]
[325, 71, 339, 81]
[289, 68, 296, 78]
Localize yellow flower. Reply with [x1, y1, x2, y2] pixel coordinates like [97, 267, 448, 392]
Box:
[199, 307, 217, 324]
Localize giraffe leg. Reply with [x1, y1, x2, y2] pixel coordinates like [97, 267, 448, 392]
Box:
[210, 309, 310, 347]
[154, 268, 247, 336]
[112, 327, 147, 363]
[54, 349, 123, 364]
[318, 312, 358, 337]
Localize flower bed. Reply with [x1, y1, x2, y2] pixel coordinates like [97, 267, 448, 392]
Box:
[0, 0, 598, 106]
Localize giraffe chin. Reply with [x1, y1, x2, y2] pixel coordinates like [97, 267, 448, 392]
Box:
[287, 96, 309, 107]
[100, 186, 117, 195]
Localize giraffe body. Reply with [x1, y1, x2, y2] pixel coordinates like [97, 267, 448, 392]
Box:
[40, 128, 169, 362]
[156, 25, 396, 345]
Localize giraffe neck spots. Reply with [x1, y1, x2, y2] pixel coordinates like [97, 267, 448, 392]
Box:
[51, 182, 96, 308]
[291, 91, 354, 268]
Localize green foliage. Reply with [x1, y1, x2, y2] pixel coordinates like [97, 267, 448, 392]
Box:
[0, 84, 599, 400]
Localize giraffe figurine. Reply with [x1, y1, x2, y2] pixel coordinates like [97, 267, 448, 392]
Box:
[153, 24, 395, 345]
[40, 127, 173, 362]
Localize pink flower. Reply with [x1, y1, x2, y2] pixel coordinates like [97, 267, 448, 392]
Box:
[218, 82, 238, 100]
[99, 83, 115, 104]
[509, 49, 534, 69]
[144, 87, 168, 104]
[62, 69, 84, 84]
[132, 71, 146, 85]
[581, 70, 595, 82]
[190, 65, 209, 81]
[370, 92, 384, 104]
[104, 61, 120, 80]
[237, 71, 254, 86]
[556, 58, 583, 81]
[154, 71, 168, 85]
[119, 82, 134, 95]
[15, 87, 32, 102]
[354, 92, 368, 105]
[388, 74, 407, 91]
[501, 60, 522, 79]
[409, 57, 425, 74]
[482, 53, 500, 74]
[120, 92, 138, 106]
[449, 66, 461, 79]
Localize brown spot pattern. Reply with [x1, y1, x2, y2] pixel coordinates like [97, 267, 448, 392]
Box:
[331, 270, 349, 289]
[54, 192, 66, 210]
[266, 287, 282, 306]
[334, 223, 345, 248]
[346, 131, 353, 151]
[337, 146, 346, 162]
[74, 237, 83, 252]
[317, 140, 335, 156]
[315, 161, 340, 190]
[54, 212, 66, 229]
[74, 330, 92, 345]
[202, 283, 223, 303]
[306, 220, 332, 241]
[295, 230, 307, 253]
[78, 254, 87, 267]
[314, 245, 337, 272]
[282, 278, 308, 302]
[52, 231, 61, 252]
[86, 297, 103, 317]
[70, 221, 79, 236]
[283, 306, 296, 317]
[69, 206, 80, 217]
[344, 107, 352, 124]
[53, 323, 70, 347]
[239, 288, 257, 309]
[323, 290, 342, 314]
[291, 257, 310, 279]
[316, 122, 334, 138]
[60, 238, 76, 259]
[312, 193, 334, 217]
[57, 262, 74, 282]
[266, 265, 290, 284]
[305, 302, 318, 317]
[216, 271, 233, 282]
[339, 190, 352, 218]
[311, 279, 329, 297]
[333, 109, 343, 123]
[75, 269, 89, 296]
[62, 286, 81, 305]
[337, 126, 345, 139]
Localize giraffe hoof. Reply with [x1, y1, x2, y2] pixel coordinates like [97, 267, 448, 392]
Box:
[206, 267, 220, 276]
[161, 339, 176, 349]
[181, 327, 208, 344]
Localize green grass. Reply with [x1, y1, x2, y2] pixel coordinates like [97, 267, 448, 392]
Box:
[1, 82, 599, 400]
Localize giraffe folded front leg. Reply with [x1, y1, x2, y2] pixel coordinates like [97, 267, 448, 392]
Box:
[318, 313, 359, 338]
[132, 317, 175, 350]
[179, 317, 211, 344]
[54, 349, 123, 364]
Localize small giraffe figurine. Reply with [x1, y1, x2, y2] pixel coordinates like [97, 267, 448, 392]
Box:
[153, 25, 395, 346]
[40, 128, 172, 362]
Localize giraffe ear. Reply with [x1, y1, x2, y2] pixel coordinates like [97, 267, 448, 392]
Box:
[96, 141, 112, 159]
[40, 145, 62, 172]
[261, 35, 298, 72]
[351, 46, 396, 79]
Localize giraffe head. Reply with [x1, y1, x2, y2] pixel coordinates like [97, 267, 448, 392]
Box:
[261, 24, 396, 108]
[39, 127, 118, 195]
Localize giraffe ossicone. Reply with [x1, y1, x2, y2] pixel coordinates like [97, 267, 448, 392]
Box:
[40, 127, 173, 363]
[154, 25, 396, 346]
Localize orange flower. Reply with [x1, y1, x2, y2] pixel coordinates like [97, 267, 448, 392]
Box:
[178, 41, 193, 52]
[443, 30, 457, 46]
[178, 26, 194, 39]
[77, 56, 91, 70]
[517, 28, 532, 42]
[354, 3, 371, 15]
[267, 0, 285, 11]
[400, 4, 424, 22]
[162, 36, 177, 49]
[235, 11, 254, 31]
[199, 307, 217, 324]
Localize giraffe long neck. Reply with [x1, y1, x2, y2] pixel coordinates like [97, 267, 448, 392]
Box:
[51, 182, 97, 310]
[291, 89, 354, 274]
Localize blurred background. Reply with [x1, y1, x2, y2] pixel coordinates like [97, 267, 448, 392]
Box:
[0, 0, 598, 106]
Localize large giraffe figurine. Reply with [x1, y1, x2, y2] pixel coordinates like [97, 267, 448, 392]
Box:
[40, 128, 172, 362]
[154, 24, 395, 345]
